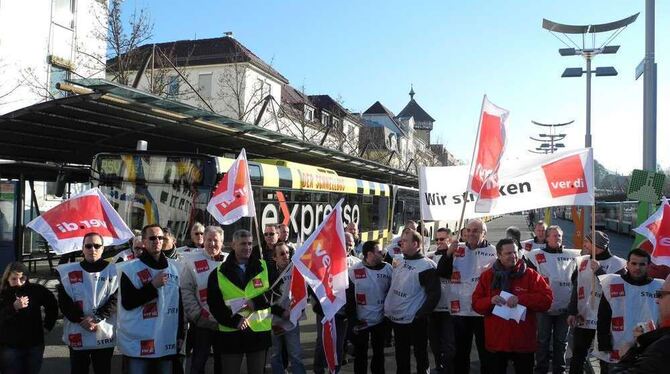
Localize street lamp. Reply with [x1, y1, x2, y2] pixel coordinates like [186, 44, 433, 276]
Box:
[542, 13, 638, 242]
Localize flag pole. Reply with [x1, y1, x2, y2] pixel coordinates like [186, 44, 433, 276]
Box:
[590, 148, 597, 295]
[253, 216, 263, 259]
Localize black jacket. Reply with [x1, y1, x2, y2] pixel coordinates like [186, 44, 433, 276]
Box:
[0, 282, 58, 348]
[611, 326, 670, 374]
[597, 273, 654, 351]
[57, 259, 118, 323]
[207, 253, 272, 353]
[119, 252, 185, 341]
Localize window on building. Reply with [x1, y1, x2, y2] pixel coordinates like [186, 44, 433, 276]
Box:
[52, 0, 75, 29]
[49, 65, 70, 99]
[304, 106, 314, 121]
[321, 112, 330, 126]
[198, 73, 212, 98]
[167, 76, 180, 98]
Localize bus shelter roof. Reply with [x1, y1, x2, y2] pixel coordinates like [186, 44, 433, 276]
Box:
[0, 79, 418, 187]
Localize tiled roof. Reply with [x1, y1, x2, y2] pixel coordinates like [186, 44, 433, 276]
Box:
[107, 36, 289, 84]
[398, 98, 435, 122]
[363, 101, 396, 117]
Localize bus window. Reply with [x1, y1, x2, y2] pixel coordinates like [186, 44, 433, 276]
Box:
[249, 164, 262, 184]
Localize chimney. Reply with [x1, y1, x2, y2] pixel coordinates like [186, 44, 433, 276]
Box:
[224, 31, 234, 38]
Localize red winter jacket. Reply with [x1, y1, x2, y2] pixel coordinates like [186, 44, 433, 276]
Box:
[472, 262, 553, 353]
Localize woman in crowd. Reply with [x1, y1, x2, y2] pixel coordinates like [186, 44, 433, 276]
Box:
[0, 261, 58, 374]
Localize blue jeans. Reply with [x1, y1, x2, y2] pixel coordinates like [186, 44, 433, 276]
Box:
[271, 326, 306, 374]
[0, 345, 44, 374]
[535, 313, 569, 374]
[126, 356, 173, 374]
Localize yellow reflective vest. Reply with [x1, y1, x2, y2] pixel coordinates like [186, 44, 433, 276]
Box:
[216, 260, 271, 332]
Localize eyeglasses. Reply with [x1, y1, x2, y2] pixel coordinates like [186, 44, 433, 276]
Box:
[264, 233, 276, 237]
[655, 290, 670, 298]
[436, 238, 447, 241]
[84, 243, 103, 250]
[148, 236, 164, 241]
[194, 232, 204, 236]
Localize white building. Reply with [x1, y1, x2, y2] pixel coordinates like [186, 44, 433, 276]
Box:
[112, 35, 360, 155]
[0, 0, 108, 115]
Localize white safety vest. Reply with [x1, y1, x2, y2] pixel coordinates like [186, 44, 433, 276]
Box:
[181, 251, 226, 320]
[347, 255, 362, 268]
[384, 256, 436, 324]
[575, 254, 626, 329]
[117, 258, 181, 358]
[429, 252, 450, 312]
[520, 238, 545, 258]
[528, 248, 580, 314]
[349, 262, 392, 327]
[112, 249, 136, 263]
[176, 246, 201, 256]
[58, 262, 118, 350]
[445, 243, 497, 316]
[592, 274, 663, 363]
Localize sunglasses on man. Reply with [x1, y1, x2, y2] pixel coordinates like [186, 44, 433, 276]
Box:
[84, 243, 103, 250]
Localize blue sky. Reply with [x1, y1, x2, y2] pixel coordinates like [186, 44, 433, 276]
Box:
[122, 0, 669, 173]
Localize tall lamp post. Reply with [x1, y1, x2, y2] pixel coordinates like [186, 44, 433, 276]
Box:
[542, 14, 638, 241]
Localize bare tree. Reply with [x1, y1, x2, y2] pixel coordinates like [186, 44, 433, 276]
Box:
[102, 0, 153, 86]
[216, 62, 268, 122]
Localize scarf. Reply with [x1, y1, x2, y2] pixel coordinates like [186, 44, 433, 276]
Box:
[491, 259, 526, 292]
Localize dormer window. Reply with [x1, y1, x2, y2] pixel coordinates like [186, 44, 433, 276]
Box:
[304, 106, 314, 121]
[321, 112, 330, 126]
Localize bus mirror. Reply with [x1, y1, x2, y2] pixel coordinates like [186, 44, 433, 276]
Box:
[55, 169, 66, 197]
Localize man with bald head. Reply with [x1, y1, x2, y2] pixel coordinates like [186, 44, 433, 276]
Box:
[612, 274, 670, 372]
[437, 219, 497, 373]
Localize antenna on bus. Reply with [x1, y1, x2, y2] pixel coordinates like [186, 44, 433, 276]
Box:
[136, 140, 148, 151]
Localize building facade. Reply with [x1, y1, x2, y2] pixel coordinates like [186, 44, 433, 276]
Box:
[0, 0, 108, 115]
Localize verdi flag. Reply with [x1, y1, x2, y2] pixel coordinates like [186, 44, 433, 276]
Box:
[291, 199, 348, 373]
[207, 148, 256, 225]
[27, 188, 134, 254]
[633, 197, 670, 266]
[467, 96, 510, 213]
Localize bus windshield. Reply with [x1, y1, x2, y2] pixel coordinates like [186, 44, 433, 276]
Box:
[93, 153, 218, 244]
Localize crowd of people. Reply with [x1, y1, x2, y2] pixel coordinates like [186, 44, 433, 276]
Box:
[0, 218, 669, 374]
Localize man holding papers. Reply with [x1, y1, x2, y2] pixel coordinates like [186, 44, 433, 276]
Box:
[472, 238, 552, 374]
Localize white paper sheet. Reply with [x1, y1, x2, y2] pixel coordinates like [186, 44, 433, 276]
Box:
[492, 291, 527, 323]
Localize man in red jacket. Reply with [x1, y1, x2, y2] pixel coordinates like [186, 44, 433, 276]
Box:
[472, 238, 553, 374]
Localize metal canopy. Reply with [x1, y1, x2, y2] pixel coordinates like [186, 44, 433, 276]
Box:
[542, 13, 639, 34]
[0, 79, 418, 186]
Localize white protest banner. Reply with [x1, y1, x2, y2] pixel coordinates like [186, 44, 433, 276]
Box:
[420, 148, 594, 221]
[27, 187, 135, 254]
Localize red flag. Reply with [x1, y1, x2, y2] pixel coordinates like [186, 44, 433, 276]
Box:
[322, 318, 338, 373]
[288, 266, 307, 325]
[467, 96, 509, 213]
[292, 199, 348, 320]
[633, 197, 670, 266]
[26, 188, 134, 254]
[207, 149, 255, 225]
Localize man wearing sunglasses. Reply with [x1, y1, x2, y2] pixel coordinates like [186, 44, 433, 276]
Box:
[594, 248, 664, 370]
[177, 222, 206, 256]
[117, 224, 185, 373]
[613, 274, 670, 372]
[57, 232, 119, 374]
[254, 224, 279, 267]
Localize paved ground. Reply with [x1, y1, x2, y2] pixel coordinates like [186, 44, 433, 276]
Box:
[34, 214, 634, 373]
